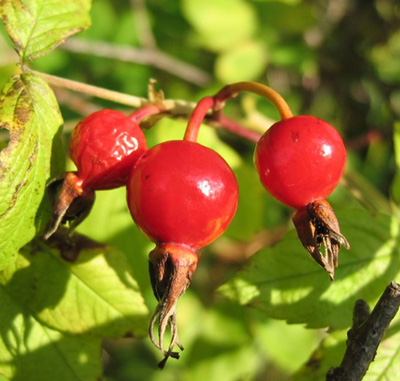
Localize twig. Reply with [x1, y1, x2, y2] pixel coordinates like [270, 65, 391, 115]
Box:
[130, 0, 157, 49]
[211, 113, 262, 143]
[32, 69, 195, 115]
[32, 70, 261, 142]
[32, 70, 149, 108]
[327, 281, 400, 381]
[62, 38, 211, 87]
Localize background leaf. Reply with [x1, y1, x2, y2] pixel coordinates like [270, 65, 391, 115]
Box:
[181, 0, 257, 52]
[0, 276, 102, 381]
[0, 0, 91, 62]
[391, 121, 400, 203]
[292, 330, 347, 381]
[1, 0, 400, 379]
[215, 41, 268, 83]
[0, 241, 149, 338]
[219, 208, 400, 329]
[0, 73, 62, 271]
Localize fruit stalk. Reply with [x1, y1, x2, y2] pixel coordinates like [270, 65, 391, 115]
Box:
[184, 96, 214, 142]
[214, 81, 294, 120]
[130, 104, 166, 123]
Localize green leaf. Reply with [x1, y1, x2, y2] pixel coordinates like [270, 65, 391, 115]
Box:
[75, 186, 152, 295]
[225, 164, 287, 241]
[292, 330, 347, 381]
[0, 279, 102, 381]
[0, 241, 149, 338]
[182, 301, 262, 381]
[0, 73, 62, 271]
[370, 29, 400, 84]
[254, 318, 320, 372]
[0, 0, 92, 62]
[181, 0, 257, 52]
[219, 208, 400, 330]
[391, 122, 400, 204]
[215, 41, 267, 83]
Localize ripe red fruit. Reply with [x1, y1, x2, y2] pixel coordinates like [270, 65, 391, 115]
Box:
[127, 140, 238, 249]
[70, 109, 147, 190]
[44, 109, 147, 240]
[254, 115, 346, 208]
[127, 139, 238, 365]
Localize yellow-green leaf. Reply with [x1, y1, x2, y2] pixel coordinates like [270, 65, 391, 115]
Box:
[0, 0, 91, 62]
[0, 73, 62, 270]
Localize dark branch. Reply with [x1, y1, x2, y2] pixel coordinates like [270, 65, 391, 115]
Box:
[327, 281, 400, 381]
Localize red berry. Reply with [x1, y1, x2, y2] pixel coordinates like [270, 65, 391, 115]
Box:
[70, 109, 147, 190]
[127, 140, 238, 250]
[254, 115, 346, 208]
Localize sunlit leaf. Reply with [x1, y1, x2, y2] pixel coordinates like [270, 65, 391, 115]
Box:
[0, 242, 149, 338]
[219, 209, 400, 329]
[0, 278, 102, 381]
[0, 73, 62, 270]
[0, 0, 91, 62]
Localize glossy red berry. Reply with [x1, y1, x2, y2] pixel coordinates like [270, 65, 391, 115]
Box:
[254, 115, 346, 208]
[127, 140, 238, 250]
[70, 109, 147, 190]
[44, 109, 148, 240]
[126, 139, 238, 364]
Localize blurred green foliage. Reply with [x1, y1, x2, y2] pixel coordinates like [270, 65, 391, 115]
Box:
[1, 0, 400, 380]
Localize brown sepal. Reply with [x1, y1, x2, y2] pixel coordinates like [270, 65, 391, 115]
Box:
[44, 172, 95, 240]
[292, 200, 350, 280]
[148, 244, 198, 368]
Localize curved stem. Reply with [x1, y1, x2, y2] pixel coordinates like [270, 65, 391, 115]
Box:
[129, 104, 165, 123]
[214, 81, 293, 120]
[184, 96, 215, 142]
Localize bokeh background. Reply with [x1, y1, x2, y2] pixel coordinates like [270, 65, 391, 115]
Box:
[1, 0, 400, 380]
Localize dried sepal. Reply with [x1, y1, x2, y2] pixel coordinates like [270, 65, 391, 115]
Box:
[148, 244, 198, 368]
[44, 172, 95, 240]
[292, 200, 350, 280]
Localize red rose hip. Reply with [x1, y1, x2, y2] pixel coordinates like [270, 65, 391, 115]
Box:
[127, 139, 238, 366]
[45, 108, 149, 240]
[127, 140, 238, 249]
[254, 115, 346, 208]
[70, 109, 147, 190]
